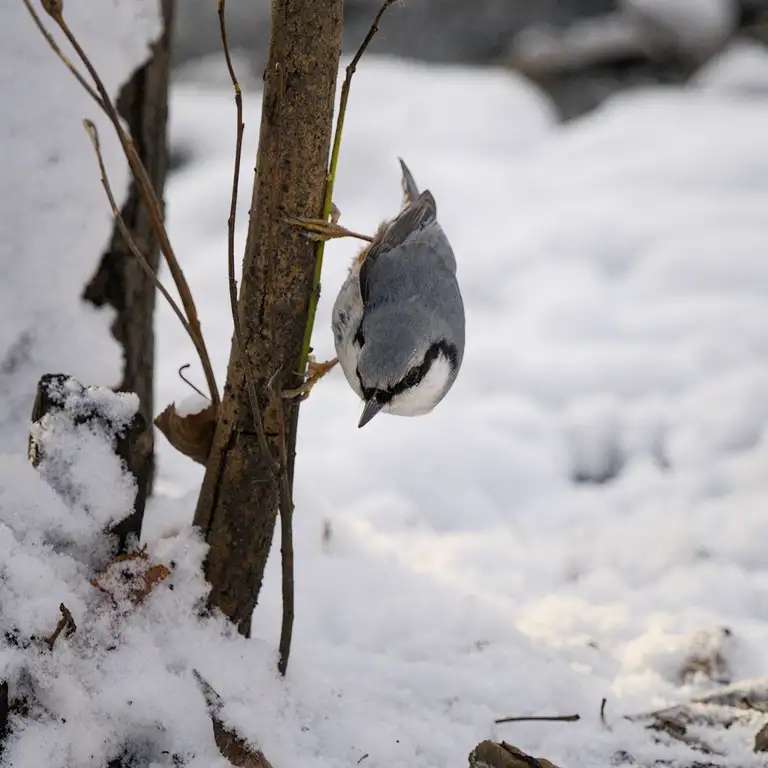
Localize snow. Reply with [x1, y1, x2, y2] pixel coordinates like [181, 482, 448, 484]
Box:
[5, 27, 768, 768]
[174, 392, 211, 418]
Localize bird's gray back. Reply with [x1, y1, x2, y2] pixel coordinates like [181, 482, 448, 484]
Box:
[360, 222, 465, 372]
[364, 222, 460, 316]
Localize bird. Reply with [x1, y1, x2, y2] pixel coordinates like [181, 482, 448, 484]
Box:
[283, 159, 465, 428]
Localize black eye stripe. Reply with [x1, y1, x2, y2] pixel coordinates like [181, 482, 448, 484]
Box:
[358, 340, 458, 405]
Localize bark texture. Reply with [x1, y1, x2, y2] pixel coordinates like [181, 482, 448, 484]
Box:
[193, 0, 344, 635]
[82, 0, 175, 540]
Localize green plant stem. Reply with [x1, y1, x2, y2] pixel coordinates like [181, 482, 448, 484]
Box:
[296, 0, 396, 375]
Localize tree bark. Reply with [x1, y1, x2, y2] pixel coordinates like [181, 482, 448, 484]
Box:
[193, 0, 344, 635]
[82, 0, 175, 541]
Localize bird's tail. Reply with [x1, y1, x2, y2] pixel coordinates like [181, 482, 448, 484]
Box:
[398, 158, 420, 208]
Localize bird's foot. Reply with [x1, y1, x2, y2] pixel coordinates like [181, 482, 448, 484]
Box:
[282, 203, 373, 243]
[282, 356, 339, 400]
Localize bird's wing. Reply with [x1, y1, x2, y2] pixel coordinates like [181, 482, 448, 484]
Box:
[360, 190, 436, 305]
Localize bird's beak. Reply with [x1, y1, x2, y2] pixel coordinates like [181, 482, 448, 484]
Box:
[358, 397, 384, 428]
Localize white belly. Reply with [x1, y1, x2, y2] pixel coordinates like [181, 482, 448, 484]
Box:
[331, 264, 365, 400]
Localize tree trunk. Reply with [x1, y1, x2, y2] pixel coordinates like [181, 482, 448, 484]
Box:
[193, 0, 344, 635]
[82, 0, 175, 542]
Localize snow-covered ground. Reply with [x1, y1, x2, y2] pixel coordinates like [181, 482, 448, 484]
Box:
[154, 46, 768, 765]
[4, 5, 768, 764]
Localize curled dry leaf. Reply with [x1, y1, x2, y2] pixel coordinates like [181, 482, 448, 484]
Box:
[154, 401, 218, 465]
[469, 740, 562, 768]
[91, 549, 169, 607]
[193, 670, 274, 768]
[211, 718, 274, 768]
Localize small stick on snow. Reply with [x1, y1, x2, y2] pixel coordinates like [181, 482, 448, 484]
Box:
[44, 603, 76, 651]
[494, 714, 581, 725]
[600, 698, 611, 730]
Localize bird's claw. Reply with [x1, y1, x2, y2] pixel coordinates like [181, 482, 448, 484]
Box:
[281, 203, 373, 244]
[282, 356, 339, 400]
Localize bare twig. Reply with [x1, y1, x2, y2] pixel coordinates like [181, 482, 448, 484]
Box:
[21, 0, 102, 105]
[24, 1, 220, 407]
[44, 603, 76, 651]
[495, 714, 580, 725]
[275, 392, 295, 676]
[217, 0, 274, 470]
[296, 0, 398, 375]
[83, 120, 198, 351]
[600, 698, 611, 730]
[178, 364, 209, 400]
[217, 0, 292, 675]
[270, 0, 397, 675]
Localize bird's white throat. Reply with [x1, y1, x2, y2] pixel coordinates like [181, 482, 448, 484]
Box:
[384, 352, 453, 416]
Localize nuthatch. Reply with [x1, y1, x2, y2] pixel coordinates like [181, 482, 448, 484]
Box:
[284, 159, 465, 428]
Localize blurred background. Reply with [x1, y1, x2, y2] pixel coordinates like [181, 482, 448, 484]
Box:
[171, 0, 768, 121]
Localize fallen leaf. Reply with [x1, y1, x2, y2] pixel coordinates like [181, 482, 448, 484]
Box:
[154, 401, 217, 465]
[470, 740, 562, 768]
[91, 549, 170, 606]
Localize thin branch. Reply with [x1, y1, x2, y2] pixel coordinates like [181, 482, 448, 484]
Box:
[26, 1, 221, 407]
[273, 0, 396, 674]
[217, 0, 274, 469]
[21, 0, 102, 106]
[218, 0, 292, 673]
[296, 0, 397, 375]
[83, 120, 198, 352]
[494, 714, 581, 725]
[275, 393, 295, 676]
[178, 364, 209, 400]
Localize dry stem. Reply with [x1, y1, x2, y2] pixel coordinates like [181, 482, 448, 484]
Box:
[83, 120, 197, 350]
[217, 0, 294, 675]
[274, 393, 294, 676]
[217, 0, 273, 467]
[23, 0, 220, 407]
[494, 714, 580, 725]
